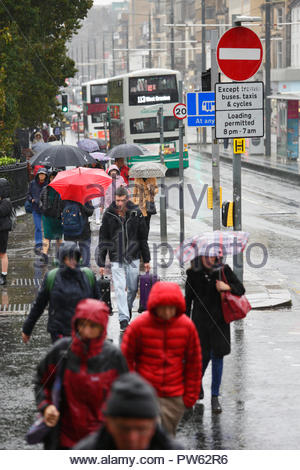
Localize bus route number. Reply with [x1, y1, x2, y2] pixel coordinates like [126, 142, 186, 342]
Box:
[173, 103, 187, 120]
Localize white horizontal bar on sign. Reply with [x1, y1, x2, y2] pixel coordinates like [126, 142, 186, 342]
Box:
[219, 48, 261, 60]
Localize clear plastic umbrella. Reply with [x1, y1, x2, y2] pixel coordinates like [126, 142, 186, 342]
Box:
[129, 162, 167, 178]
[175, 231, 250, 264]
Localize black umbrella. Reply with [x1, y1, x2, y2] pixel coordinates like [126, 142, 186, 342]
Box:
[107, 143, 147, 159]
[29, 145, 95, 168]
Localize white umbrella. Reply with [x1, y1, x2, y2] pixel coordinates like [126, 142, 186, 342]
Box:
[129, 162, 167, 179]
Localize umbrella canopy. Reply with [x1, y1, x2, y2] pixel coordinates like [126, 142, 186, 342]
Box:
[175, 231, 250, 264]
[92, 138, 106, 149]
[31, 142, 52, 154]
[49, 167, 112, 205]
[129, 162, 167, 178]
[90, 152, 110, 162]
[30, 145, 95, 168]
[77, 138, 99, 153]
[107, 143, 146, 159]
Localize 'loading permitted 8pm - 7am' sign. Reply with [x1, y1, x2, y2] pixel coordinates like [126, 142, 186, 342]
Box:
[215, 81, 264, 139]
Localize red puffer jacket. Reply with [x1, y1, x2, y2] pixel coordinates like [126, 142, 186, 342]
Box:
[34, 299, 128, 449]
[121, 282, 202, 408]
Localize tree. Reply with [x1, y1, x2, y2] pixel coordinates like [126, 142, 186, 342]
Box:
[0, 0, 93, 153]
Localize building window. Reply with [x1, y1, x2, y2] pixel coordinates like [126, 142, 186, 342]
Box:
[277, 40, 283, 68]
[277, 7, 283, 26]
[206, 7, 215, 20]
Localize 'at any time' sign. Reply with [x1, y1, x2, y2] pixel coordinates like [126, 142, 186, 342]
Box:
[215, 81, 264, 139]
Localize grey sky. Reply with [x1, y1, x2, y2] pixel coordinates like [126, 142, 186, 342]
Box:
[93, 0, 112, 6]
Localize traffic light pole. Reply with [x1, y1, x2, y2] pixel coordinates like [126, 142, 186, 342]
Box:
[211, 30, 221, 231]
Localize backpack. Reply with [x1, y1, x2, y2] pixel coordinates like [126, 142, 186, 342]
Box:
[61, 202, 85, 237]
[46, 267, 95, 293]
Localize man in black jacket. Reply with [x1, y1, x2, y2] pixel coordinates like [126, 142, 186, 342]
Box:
[98, 187, 150, 332]
[74, 372, 183, 450]
[22, 242, 100, 343]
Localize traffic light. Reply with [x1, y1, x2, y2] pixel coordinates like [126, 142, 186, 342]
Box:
[222, 201, 234, 227]
[61, 94, 68, 113]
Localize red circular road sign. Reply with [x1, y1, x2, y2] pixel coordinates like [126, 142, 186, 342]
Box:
[217, 26, 263, 81]
[173, 103, 187, 120]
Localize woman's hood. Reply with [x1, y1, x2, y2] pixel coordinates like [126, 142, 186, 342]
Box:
[72, 298, 109, 335]
[108, 164, 120, 175]
[71, 299, 110, 355]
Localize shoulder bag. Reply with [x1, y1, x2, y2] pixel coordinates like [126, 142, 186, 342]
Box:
[220, 268, 251, 324]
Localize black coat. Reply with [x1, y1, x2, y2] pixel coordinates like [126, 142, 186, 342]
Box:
[185, 264, 245, 360]
[63, 201, 94, 242]
[0, 198, 12, 231]
[28, 171, 48, 213]
[74, 424, 184, 450]
[40, 185, 62, 218]
[97, 200, 150, 267]
[22, 266, 100, 337]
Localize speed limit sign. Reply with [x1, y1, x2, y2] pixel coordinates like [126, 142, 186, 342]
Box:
[173, 103, 187, 120]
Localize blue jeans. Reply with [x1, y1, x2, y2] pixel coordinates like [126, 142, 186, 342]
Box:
[111, 259, 140, 322]
[78, 238, 91, 267]
[203, 351, 224, 397]
[32, 211, 43, 248]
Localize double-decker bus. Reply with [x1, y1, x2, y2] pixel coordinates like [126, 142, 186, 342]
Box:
[81, 78, 109, 141]
[107, 69, 189, 173]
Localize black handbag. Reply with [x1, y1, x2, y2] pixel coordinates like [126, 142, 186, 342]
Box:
[146, 200, 157, 215]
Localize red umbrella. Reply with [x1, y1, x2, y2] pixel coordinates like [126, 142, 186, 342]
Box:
[49, 167, 112, 205]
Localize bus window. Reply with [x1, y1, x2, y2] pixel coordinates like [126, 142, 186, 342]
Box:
[129, 75, 178, 106]
[82, 85, 87, 102]
[91, 84, 107, 104]
[91, 113, 107, 124]
[130, 116, 179, 134]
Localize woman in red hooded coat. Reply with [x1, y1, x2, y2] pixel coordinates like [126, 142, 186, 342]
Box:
[121, 282, 202, 436]
[33, 298, 128, 449]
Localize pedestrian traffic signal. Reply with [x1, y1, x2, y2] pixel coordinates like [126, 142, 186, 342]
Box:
[61, 94, 68, 113]
[207, 186, 222, 209]
[222, 201, 234, 227]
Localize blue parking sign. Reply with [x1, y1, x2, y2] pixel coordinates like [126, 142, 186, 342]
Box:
[187, 92, 215, 127]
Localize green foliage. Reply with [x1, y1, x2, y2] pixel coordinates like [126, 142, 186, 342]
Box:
[0, 156, 17, 166]
[0, 0, 93, 145]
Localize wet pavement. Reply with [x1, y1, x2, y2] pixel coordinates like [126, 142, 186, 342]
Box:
[1, 130, 300, 449]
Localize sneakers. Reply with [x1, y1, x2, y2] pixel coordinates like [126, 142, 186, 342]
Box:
[120, 320, 129, 332]
[34, 246, 42, 255]
[211, 396, 222, 413]
[0, 274, 7, 286]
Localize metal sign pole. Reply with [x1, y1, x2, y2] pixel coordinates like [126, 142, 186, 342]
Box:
[178, 81, 185, 268]
[158, 106, 167, 244]
[211, 30, 220, 231]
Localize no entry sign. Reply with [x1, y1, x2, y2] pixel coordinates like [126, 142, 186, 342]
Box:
[217, 26, 263, 81]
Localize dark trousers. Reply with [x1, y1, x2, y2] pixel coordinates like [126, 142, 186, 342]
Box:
[144, 214, 151, 239]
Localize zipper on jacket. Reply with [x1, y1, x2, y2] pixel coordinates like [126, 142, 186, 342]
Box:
[162, 322, 167, 395]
